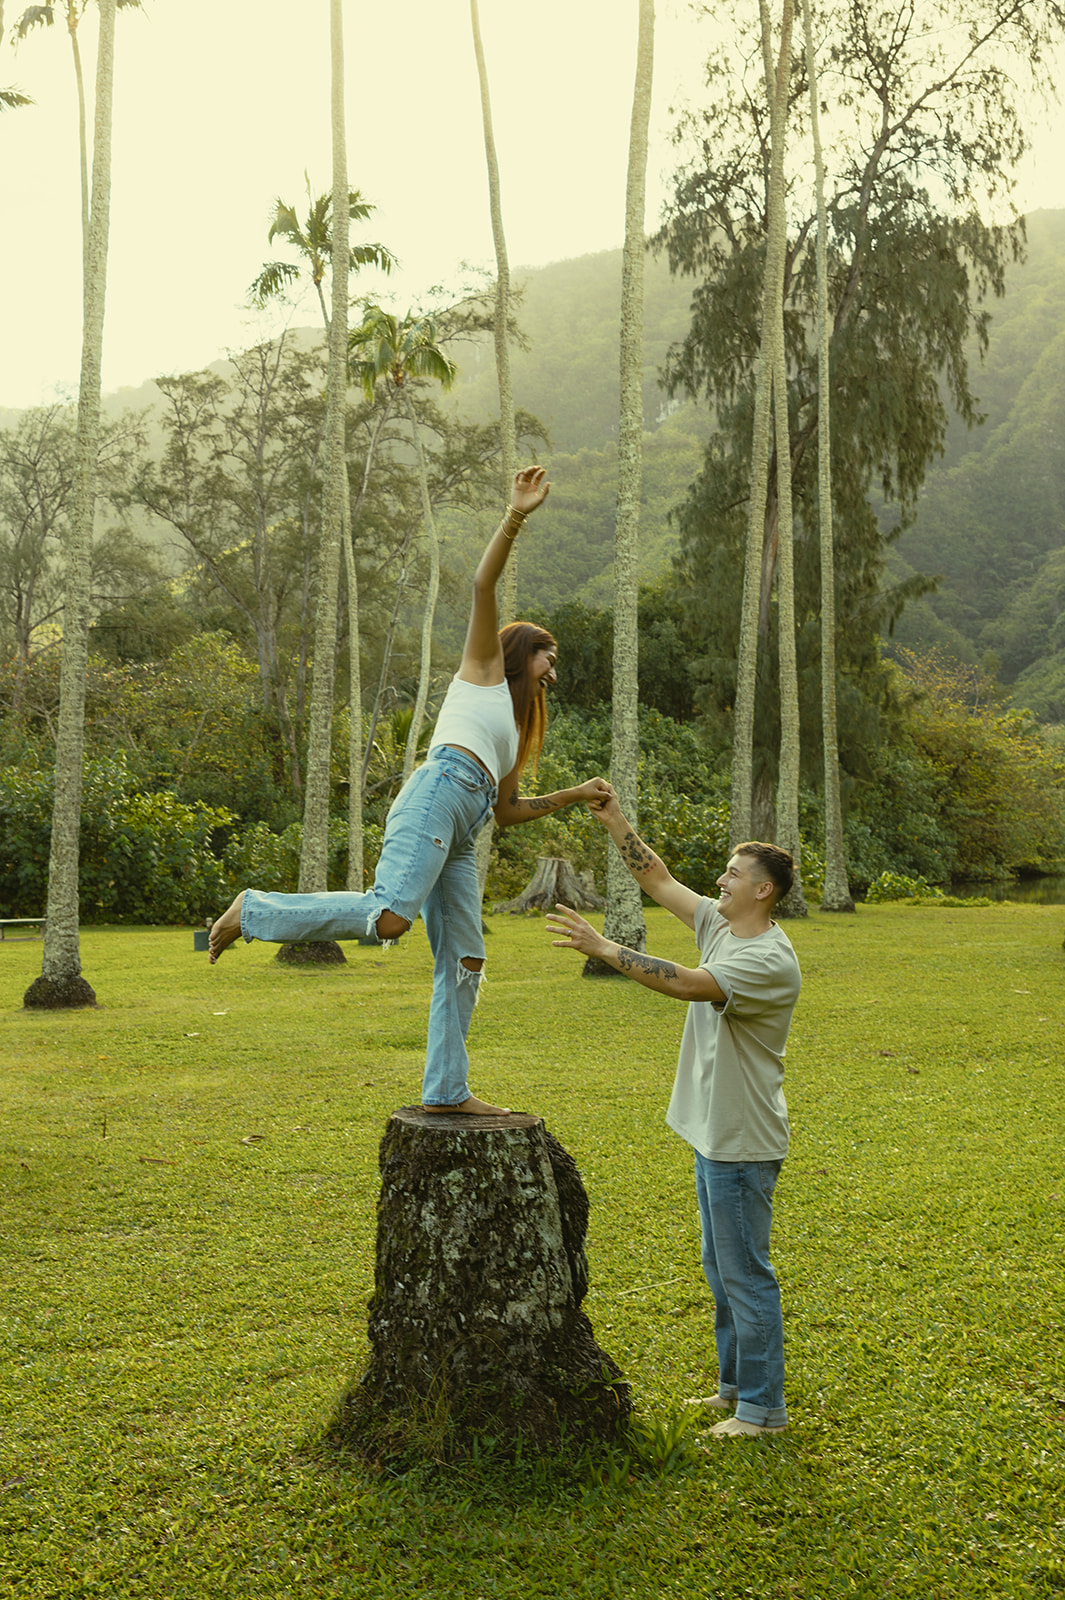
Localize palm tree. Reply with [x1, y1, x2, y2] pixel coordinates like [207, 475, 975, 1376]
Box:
[250, 184, 393, 892]
[24, 0, 118, 1009]
[802, 0, 854, 912]
[348, 306, 458, 783]
[297, 0, 351, 898]
[250, 183, 393, 328]
[12, 2, 139, 268]
[469, 0, 517, 626]
[730, 0, 792, 850]
[763, 0, 807, 915]
[591, 0, 655, 973]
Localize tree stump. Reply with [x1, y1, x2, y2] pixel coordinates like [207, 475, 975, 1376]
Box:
[494, 856, 605, 914]
[328, 1107, 630, 1457]
[23, 974, 98, 1009]
[275, 940, 347, 965]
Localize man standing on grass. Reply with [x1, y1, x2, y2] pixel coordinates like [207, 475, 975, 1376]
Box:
[547, 792, 800, 1438]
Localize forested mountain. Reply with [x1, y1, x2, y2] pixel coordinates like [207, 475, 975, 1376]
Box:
[435, 247, 708, 629]
[5, 217, 1064, 705]
[438, 216, 1065, 705]
[885, 209, 1065, 718]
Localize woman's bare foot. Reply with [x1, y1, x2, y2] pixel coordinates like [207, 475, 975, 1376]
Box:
[208, 892, 246, 963]
[422, 1095, 511, 1116]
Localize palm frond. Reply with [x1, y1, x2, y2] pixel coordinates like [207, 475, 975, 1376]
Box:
[349, 243, 396, 275]
[0, 87, 34, 110]
[304, 192, 332, 253]
[248, 260, 301, 307]
[12, 6, 55, 42]
[406, 346, 457, 391]
[267, 200, 303, 248]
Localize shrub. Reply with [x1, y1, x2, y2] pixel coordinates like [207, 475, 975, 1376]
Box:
[863, 870, 991, 907]
[865, 870, 945, 903]
[0, 755, 235, 923]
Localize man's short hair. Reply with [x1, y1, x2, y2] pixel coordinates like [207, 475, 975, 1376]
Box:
[735, 841, 795, 904]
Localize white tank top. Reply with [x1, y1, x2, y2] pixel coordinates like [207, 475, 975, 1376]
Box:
[428, 676, 519, 784]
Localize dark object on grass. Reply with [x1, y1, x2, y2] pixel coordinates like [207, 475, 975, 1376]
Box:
[275, 940, 347, 965]
[327, 1107, 630, 1459]
[23, 974, 97, 1009]
[494, 856, 604, 914]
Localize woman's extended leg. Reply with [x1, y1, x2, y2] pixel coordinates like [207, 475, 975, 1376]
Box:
[208, 887, 408, 963]
[207, 756, 465, 964]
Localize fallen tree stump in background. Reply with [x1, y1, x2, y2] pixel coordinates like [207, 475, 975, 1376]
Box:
[494, 856, 605, 915]
[328, 1107, 630, 1458]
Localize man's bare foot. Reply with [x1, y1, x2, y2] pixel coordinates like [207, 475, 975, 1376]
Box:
[208, 892, 245, 964]
[422, 1095, 511, 1116]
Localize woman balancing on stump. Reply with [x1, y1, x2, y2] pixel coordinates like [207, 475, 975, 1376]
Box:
[209, 466, 611, 1116]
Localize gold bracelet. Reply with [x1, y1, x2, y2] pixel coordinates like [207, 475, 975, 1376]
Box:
[501, 504, 527, 541]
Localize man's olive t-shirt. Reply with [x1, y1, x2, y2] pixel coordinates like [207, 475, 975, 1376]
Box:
[665, 897, 801, 1162]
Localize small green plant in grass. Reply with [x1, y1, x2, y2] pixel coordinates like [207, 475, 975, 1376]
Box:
[624, 1407, 701, 1473]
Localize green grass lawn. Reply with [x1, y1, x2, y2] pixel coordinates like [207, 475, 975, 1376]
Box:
[2, 903, 1064, 1598]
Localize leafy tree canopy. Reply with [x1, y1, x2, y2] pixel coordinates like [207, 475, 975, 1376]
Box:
[653, 0, 1065, 788]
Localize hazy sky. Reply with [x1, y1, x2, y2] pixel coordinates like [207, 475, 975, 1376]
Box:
[3, 0, 1064, 412]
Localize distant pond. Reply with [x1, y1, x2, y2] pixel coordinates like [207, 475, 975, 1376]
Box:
[950, 874, 1065, 906]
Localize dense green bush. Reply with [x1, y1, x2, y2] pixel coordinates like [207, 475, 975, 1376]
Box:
[0, 756, 234, 924]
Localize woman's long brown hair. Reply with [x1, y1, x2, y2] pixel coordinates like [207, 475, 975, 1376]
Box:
[500, 621, 557, 776]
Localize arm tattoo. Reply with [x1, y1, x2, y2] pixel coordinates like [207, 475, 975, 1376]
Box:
[616, 947, 677, 983]
[619, 830, 656, 874]
[526, 795, 556, 813]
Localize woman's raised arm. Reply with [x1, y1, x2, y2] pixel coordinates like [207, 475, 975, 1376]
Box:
[457, 466, 550, 685]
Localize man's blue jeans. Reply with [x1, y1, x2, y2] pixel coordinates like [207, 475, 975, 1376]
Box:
[694, 1153, 787, 1427]
[239, 748, 495, 1108]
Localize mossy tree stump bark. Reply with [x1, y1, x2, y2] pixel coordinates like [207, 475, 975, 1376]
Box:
[329, 1108, 630, 1456]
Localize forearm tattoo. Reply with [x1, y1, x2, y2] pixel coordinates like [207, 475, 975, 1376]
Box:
[616, 947, 678, 984]
[619, 829, 656, 875]
[509, 788, 556, 813]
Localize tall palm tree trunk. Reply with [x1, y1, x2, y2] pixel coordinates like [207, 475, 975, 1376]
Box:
[803, 0, 854, 912]
[25, 0, 117, 1010]
[470, 0, 519, 903]
[298, 0, 350, 895]
[767, 0, 806, 915]
[470, 0, 517, 627]
[401, 395, 441, 784]
[342, 351, 394, 886]
[730, 0, 791, 850]
[589, 0, 655, 973]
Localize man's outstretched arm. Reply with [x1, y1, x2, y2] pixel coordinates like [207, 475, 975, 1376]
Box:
[589, 792, 702, 930]
[546, 904, 727, 1004]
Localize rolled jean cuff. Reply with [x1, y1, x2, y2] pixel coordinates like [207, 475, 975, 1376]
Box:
[734, 1402, 788, 1428]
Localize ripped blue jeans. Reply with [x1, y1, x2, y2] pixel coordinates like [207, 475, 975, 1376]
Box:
[239, 748, 495, 1107]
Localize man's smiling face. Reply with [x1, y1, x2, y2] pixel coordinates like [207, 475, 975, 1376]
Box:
[716, 852, 770, 923]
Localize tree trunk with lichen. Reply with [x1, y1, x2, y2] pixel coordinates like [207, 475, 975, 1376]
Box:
[24, 0, 117, 1014]
[327, 1109, 630, 1457]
